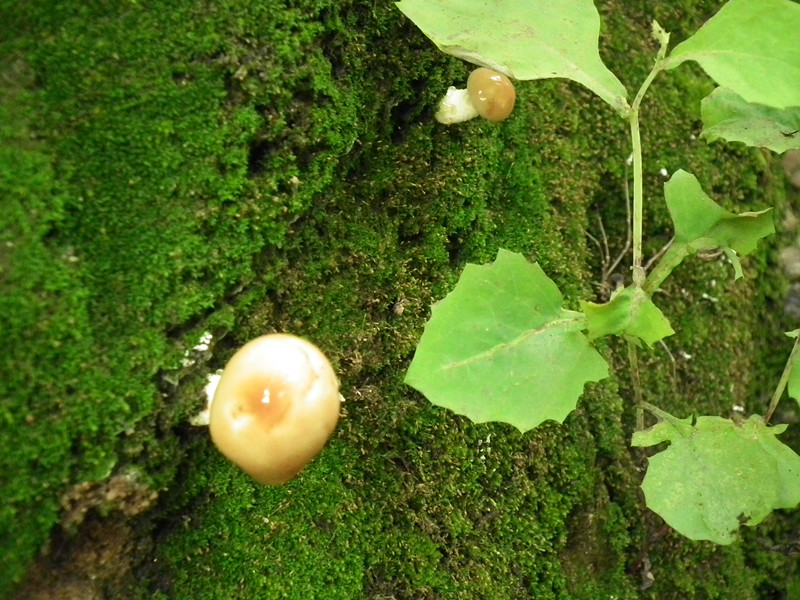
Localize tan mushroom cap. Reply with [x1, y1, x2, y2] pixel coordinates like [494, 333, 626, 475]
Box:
[467, 67, 516, 122]
[209, 334, 341, 485]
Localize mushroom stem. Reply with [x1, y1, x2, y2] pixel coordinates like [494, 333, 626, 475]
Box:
[436, 86, 480, 124]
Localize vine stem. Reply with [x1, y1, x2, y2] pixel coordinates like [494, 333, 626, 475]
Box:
[626, 24, 670, 426]
[765, 333, 800, 423]
[627, 340, 645, 430]
[628, 111, 645, 283]
[628, 43, 668, 285]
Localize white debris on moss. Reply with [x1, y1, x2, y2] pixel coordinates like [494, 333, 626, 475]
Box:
[182, 331, 214, 367]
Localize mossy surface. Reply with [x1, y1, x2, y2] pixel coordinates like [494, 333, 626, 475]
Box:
[2, 0, 799, 598]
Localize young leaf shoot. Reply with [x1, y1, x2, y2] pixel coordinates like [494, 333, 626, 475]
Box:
[645, 170, 774, 292]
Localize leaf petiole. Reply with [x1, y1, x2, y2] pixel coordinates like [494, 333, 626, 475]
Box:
[643, 241, 686, 296]
[638, 399, 677, 423]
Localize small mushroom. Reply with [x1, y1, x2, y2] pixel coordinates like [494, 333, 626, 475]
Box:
[436, 67, 516, 125]
[467, 67, 516, 122]
[209, 333, 341, 485]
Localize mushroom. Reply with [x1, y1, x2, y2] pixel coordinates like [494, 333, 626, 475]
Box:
[209, 333, 342, 485]
[435, 67, 516, 125]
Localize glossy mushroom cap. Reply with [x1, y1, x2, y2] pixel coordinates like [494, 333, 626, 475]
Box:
[467, 67, 516, 122]
[209, 334, 341, 485]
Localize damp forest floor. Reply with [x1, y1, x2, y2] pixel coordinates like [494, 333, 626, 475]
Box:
[2, 1, 800, 599]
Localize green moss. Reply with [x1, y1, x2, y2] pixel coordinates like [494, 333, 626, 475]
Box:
[2, 0, 800, 597]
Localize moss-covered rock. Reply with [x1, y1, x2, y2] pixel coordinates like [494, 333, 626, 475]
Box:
[1, 0, 798, 598]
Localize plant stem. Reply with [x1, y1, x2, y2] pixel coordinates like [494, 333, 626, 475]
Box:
[628, 60, 666, 285]
[628, 114, 645, 284]
[627, 339, 645, 430]
[625, 27, 671, 426]
[765, 333, 800, 423]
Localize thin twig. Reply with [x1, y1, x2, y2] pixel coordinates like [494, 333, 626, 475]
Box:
[644, 236, 675, 272]
[608, 161, 633, 276]
[658, 339, 678, 390]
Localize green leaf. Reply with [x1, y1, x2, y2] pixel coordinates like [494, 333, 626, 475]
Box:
[632, 412, 800, 544]
[667, 170, 774, 253]
[701, 87, 800, 154]
[665, 0, 800, 109]
[405, 249, 609, 432]
[395, 0, 628, 113]
[659, 169, 774, 280]
[581, 285, 674, 347]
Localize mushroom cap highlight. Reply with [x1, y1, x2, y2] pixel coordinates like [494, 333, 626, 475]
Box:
[209, 333, 341, 485]
[467, 67, 516, 122]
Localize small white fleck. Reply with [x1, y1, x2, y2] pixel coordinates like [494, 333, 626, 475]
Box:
[193, 331, 213, 352]
[733, 405, 745, 413]
[659, 167, 669, 177]
[182, 332, 214, 368]
[679, 350, 693, 360]
[261, 389, 271, 404]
